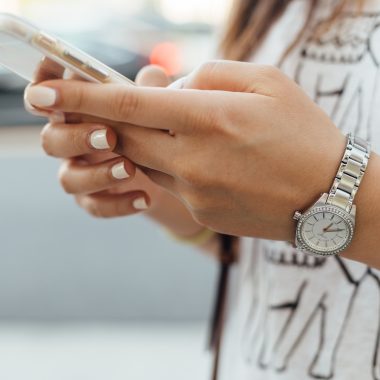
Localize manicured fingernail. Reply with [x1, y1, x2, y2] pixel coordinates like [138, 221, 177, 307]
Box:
[26, 86, 57, 107]
[133, 197, 148, 210]
[90, 129, 110, 150]
[24, 97, 49, 117]
[169, 77, 186, 89]
[50, 112, 65, 124]
[111, 162, 130, 180]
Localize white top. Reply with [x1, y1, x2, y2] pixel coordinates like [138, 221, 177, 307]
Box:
[219, 1, 380, 379]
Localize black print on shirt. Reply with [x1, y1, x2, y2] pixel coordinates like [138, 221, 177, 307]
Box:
[242, 248, 380, 379]
[240, 11, 380, 380]
[294, 12, 380, 141]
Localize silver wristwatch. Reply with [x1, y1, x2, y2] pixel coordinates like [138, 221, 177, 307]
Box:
[293, 134, 370, 256]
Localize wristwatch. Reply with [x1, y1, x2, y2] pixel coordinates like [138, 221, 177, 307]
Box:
[293, 134, 371, 256]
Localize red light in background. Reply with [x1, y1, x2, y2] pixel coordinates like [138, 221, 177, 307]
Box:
[150, 42, 182, 77]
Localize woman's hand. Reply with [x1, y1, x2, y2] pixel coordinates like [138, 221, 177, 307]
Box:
[26, 64, 209, 241]
[25, 60, 349, 241]
[26, 65, 168, 217]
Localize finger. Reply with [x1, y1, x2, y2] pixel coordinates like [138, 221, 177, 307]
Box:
[24, 87, 50, 117]
[25, 58, 66, 117]
[105, 168, 159, 195]
[25, 80, 214, 132]
[33, 57, 65, 83]
[41, 122, 117, 158]
[114, 124, 176, 174]
[25, 83, 66, 120]
[184, 60, 283, 95]
[76, 191, 150, 218]
[59, 157, 135, 195]
[142, 168, 177, 194]
[28, 58, 90, 121]
[64, 69, 89, 82]
[136, 65, 170, 87]
[81, 152, 119, 165]
[64, 112, 127, 127]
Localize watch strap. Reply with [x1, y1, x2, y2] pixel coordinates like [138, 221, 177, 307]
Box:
[327, 134, 370, 212]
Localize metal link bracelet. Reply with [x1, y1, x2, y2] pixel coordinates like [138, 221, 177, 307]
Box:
[327, 134, 371, 212]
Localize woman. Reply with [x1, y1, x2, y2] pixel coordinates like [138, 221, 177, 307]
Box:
[24, 0, 380, 379]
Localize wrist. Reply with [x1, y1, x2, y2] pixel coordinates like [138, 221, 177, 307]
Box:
[293, 133, 370, 257]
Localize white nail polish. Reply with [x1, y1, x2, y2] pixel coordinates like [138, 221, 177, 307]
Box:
[24, 97, 50, 117]
[112, 162, 130, 180]
[26, 86, 57, 107]
[133, 197, 148, 210]
[169, 77, 186, 89]
[90, 130, 110, 150]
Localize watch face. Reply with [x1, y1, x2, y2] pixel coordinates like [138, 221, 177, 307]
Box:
[296, 206, 354, 256]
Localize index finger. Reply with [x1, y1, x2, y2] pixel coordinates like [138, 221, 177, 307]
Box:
[25, 79, 217, 132]
[33, 57, 65, 83]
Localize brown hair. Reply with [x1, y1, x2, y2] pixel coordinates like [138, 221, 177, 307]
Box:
[219, 0, 364, 62]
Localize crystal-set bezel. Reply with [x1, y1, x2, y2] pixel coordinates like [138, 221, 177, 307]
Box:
[295, 205, 355, 257]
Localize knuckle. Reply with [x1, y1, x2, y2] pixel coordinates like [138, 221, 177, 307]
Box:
[206, 106, 225, 132]
[192, 60, 221, 87]
[182, 100, 223, 135]
[114, 200, 129, 217]
[71, 129, 85, 155]
[85, 198, 104, 218]
[80, 196, 129, 219]
[259, 65, 282, 80]
[197, 60, 219, 78]
[70, 86, 86, 112]
[136, 65, 167, 87]
[110, 88, 139, 120]
[40, 124, 53, 156]
[58, 162, 74, 194]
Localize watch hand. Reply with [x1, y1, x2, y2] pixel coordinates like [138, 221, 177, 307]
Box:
[323, 223, 334, 232]
[325, 228, 345, 233]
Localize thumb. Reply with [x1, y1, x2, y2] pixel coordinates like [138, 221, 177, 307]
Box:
[135, 65, 171, 87]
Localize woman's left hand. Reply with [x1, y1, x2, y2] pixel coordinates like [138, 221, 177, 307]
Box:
[25, 60, 347, 241]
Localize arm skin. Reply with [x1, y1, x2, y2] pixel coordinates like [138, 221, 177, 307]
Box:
[26, 61, 379, 269]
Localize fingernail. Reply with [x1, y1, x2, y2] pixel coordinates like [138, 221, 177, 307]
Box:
[90, 129, 110, 150]
[50, 112, 65, 124]
[133, 197, 149, 210]
[169, 77, 186, 89]
[111, 162, 130, 180]
[25, 86, 57, 107]
[24, 97, 49, 117]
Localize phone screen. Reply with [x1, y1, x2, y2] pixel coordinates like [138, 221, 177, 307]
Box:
[0, 30, 45, 82]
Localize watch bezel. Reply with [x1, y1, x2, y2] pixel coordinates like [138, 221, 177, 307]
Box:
[295, 205, 355, 257]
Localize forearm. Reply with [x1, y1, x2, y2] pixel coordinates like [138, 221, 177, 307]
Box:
[341, 152, 380, 268]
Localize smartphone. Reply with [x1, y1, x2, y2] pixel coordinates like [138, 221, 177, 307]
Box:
[0, 13, 135, 85]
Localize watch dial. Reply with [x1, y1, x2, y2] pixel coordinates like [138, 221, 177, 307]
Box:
[300, 209, 351, 254]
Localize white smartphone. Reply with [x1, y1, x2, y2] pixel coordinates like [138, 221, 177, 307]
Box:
[0, 13, 135, 85]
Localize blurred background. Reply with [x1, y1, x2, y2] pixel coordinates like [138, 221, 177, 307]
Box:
[0, 0, 232, 379]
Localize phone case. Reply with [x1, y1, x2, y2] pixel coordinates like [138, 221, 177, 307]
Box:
[0, 13, 135, 85]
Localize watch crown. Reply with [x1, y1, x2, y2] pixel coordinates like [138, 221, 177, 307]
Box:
[293, 211, 302, 221]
